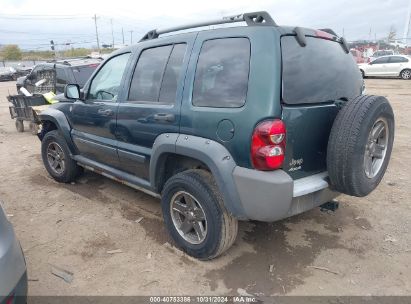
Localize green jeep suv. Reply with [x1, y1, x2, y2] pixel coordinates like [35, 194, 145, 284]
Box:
[36, 12, 395, 260]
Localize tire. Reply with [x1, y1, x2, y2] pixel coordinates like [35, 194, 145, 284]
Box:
[41, 130, 82, 183]
[29, 122, 38, 135]
[161, 169, 238, 260]
[15, 120, 24, 132]
[400, 69, 411, 80]
[327, 95, 394, 197]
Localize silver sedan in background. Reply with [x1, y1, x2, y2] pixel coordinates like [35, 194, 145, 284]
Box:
[359, 55, 411, 80]
[0, 200, 27, 304]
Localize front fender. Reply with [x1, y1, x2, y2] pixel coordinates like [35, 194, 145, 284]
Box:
[38, 108, 77, 154]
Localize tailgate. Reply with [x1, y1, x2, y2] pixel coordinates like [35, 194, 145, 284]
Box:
[282, 104, 338, 179]
[280, 33, 363, 179]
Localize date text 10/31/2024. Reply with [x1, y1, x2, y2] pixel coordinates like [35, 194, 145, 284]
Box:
[149, 296, 258, 303]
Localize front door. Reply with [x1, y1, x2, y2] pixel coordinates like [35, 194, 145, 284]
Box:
[116, 35, 195, 180]
[367, 57, 389, 76]
[66, 52, 131, 167]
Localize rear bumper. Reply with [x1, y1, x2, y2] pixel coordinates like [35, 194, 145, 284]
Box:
[232, 167, 339, 222]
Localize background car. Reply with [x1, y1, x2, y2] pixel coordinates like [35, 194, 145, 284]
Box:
[0, 200, 27, 304]
[359, 55, 411, 79]
[16, 57, 102, 94]
[0, 67, 18, 82]
[368, 49, 395, 62]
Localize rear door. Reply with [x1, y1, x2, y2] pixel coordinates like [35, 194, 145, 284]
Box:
[115, 35, 195, 180]
[281, 35, 363, 179]
[386, 56, 409, 76]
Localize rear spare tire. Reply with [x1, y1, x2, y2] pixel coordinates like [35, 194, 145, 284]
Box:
[327, 95, 394, 197]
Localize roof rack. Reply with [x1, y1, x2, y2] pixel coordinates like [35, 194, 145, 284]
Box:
[140, 11, 276, 42]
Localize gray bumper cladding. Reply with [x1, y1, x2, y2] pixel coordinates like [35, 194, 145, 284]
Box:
[233, 168, 339, 222]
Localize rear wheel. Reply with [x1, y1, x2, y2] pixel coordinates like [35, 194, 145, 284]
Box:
[327, 95, 394, 197]
[41, 130, 82, 183]
[400, 69, 411, 80]
[15, 120, 24, 132]
[161, 169, 238, 260]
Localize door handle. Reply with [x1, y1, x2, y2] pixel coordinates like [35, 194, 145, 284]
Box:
[153, 113, 175, 122]
[97, 109, 114, 116]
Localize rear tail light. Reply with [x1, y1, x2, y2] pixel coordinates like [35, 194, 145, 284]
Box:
[6, 294, 14, 304]
[251, 119, 286, 170]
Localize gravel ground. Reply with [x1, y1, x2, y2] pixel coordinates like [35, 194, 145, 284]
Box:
[0, 78, 410, 296]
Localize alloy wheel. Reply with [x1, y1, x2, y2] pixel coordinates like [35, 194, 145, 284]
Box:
[46, 142, 66, 175]
[170, 191, 207, 245]
[364, 118, 389, 178]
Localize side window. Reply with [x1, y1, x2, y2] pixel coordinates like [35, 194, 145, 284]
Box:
[372, 57, 389, 64]
[128, 44, 186, 103]
[159, 44, 186, 103]
[192, 38, 251, 108]
[389, 56, 408, 63]
[56, 68, 66, 85]
[88, 53, 130, 101]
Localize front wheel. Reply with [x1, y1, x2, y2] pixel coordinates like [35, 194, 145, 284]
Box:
[41, 130, 83, 183]
[400, 69, 411, 80]
[161, 169, 238, 260]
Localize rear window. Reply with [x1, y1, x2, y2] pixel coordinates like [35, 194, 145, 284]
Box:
[281, 36, 362, 105]
[71, 65, 98, 87]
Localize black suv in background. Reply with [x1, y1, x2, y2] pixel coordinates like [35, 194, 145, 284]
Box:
[16, 57, 102, 94]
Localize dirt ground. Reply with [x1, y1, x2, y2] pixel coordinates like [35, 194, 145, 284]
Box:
[0, 79, 410, 296]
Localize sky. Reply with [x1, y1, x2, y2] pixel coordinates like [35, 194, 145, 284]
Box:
[0, 0, 410, 50]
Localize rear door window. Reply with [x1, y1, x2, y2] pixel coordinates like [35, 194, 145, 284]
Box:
[56, 68, 67, 85]
[372, 57, 389, 64]
[389, 56, 409, 63]
[128, 43, 186, 104]
[192, 38, 251, 108]
[281, 36, 362, 105]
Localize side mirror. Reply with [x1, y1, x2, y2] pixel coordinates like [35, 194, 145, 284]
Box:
[64, 84, 80, 100]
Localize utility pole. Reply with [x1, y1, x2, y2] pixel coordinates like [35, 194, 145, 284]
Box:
[129, 30, 134, 45]
[110, 19, 115, 48]
[403, 0, 411, 47]
[93, 14, 100, 53]
[122, 27, 125, 44]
